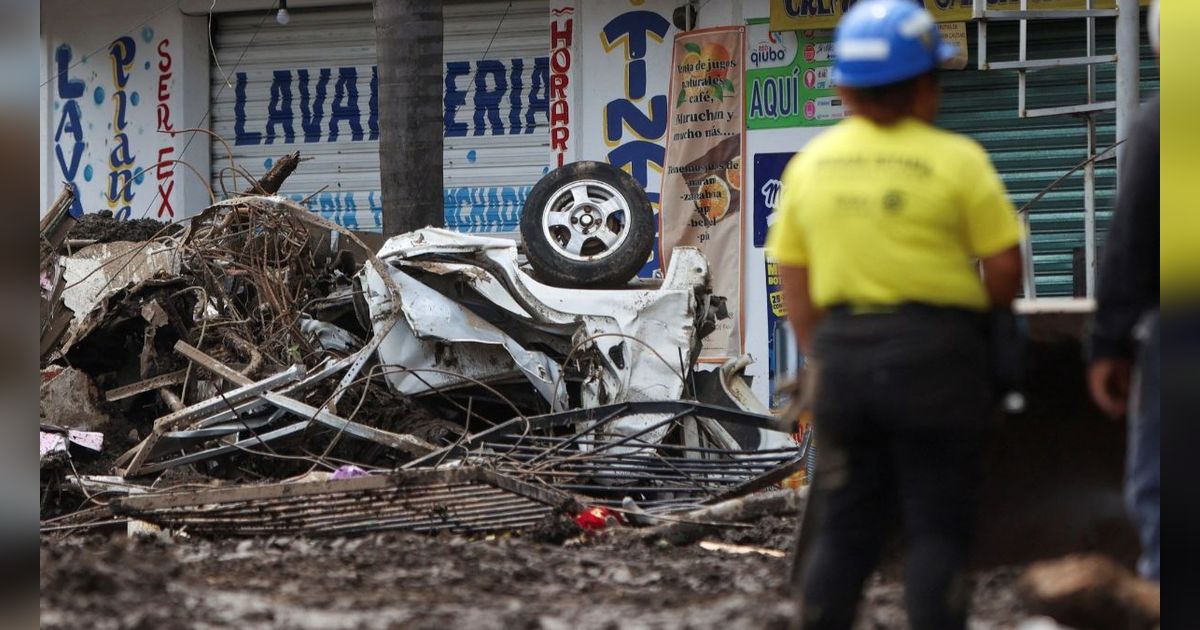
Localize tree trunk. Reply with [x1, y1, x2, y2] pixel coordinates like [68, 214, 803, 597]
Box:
[374, 0, 443, 235]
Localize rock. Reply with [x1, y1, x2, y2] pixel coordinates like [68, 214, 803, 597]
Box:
[40, 367, 109, 431]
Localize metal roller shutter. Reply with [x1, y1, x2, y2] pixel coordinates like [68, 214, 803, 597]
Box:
[936, 16, 1159, 296]
[210, 1, 549, 233]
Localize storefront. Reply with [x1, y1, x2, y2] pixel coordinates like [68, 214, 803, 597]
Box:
[210, 1, 551, 233]
[41, 0, 1158, 408]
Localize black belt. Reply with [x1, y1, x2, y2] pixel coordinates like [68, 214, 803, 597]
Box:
[824, 302, 983, 319]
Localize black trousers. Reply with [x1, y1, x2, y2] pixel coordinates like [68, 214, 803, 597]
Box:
[799, 306, 992, 630]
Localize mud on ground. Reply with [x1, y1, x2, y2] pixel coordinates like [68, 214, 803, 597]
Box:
[41, 515, 1029, 630]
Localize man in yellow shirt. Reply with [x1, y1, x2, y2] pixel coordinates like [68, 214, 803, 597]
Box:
[765, 1, 1023, 628]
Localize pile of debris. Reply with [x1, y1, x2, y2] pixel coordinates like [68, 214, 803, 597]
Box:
[39, 159, 808, 540]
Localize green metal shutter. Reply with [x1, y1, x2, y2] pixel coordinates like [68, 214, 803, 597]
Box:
[936, 16, 1159, 297]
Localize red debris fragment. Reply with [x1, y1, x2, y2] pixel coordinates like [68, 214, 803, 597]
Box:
[574, 506, 623, 531]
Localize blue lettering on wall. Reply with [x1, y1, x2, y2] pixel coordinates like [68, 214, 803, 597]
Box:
[54, 101, 84, 182]
[444, 61, 471, 138]
[605, 97, 668, 145]
[368, 66, 379, 141]
[234, 72, 261, 146]
[444, 185, 530, 233]
[507, 58, 524, 135]
[329, 67, 363, 141]
[273, 187, 526, 233]
[267, 70, 294, 143]
[473, 60, 507, 136]
[601, 9, 672, 277]
[298, 68, 330, 143]
[528, 57, 549, 133]
[108, 36, 136, 219]
[53, 44, 85, 217]
[232, 58, 550, 145]
[55, 45, 85, 99]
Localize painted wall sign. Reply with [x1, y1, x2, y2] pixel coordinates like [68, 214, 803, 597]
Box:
[746, 21, 846, 129]
[155, 39, 177, 218]
[660, 26, 745, 361]
[549, 3, 577, 168]
[52, 44, 86, 217]
[224, 55, 549, 232]
[231, 59, 549, 146]
[577, 0, 675, 277]
[107, 36, 137, 218]
[49, 22, 183, 219]
[769, 0, 1147, 32]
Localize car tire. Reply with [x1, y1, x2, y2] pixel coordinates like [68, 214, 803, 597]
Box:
[520, 161, 655, 289]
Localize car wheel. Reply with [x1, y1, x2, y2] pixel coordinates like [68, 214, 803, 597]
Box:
[519, 161, 655, 288]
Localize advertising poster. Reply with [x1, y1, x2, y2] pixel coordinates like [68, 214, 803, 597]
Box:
[752, 152, 794, 247]
[755, 151, 796, 408]
[765, 257, 789, 407]
[746, 21, 847, 129]
[659, 26, 745, 361]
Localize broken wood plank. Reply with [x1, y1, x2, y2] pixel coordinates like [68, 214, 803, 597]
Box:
[39, 185, 78, 268]
[175, 340, 249, 385]
[105, 369, 189, 402]
[630, 488, 806, 546]
[698, 540, 786, 558]
[244, 151, 300, 195]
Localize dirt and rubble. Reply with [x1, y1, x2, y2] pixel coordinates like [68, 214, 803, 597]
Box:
[41, 517, 1034, 630]
[38, 158, 1152, 629]
[66, 209, 181, 244]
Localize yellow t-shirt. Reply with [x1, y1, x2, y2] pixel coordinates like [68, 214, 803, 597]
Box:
[765, 116, 1021, 311]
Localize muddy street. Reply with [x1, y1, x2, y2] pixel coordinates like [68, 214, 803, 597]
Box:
[40, 517, 1030, 630]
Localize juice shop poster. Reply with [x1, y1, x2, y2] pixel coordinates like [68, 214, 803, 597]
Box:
[659, 26, 746, 361]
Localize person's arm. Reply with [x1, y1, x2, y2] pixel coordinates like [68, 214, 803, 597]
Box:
[959, 139, 1024, 308]
[1088, 96, 1159, 419]
[779, 264, 822, 356]
[980, 245, 1022, 307]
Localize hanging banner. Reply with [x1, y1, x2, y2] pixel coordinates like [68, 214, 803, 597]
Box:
[770, 0, 1146, 32]
[660, 26, 746, 361]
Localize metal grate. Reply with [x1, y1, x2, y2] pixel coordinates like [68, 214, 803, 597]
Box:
[111, 468, 576, 537]
[405, 401, 810, 513]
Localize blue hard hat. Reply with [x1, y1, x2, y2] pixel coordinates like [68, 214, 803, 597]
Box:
[832, 0, 960, 88]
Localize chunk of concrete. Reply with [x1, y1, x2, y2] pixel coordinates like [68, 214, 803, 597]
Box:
[40, 367, 109, 431]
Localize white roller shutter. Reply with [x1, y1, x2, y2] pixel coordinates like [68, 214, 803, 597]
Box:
[210, 1, 549, 233]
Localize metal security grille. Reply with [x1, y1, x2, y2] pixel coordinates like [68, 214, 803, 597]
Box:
[112, 468, 576, 536]
[210, 1, 549, 234]
[937, 17, 1158, 296]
